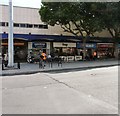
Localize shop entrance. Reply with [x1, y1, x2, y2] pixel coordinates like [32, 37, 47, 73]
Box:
[97, 43, 114, 59]
[2, 39, 28, 62]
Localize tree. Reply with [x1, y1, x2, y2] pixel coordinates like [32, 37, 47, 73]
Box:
[39, 2, 104, 59]
[99, 2, 120, 58]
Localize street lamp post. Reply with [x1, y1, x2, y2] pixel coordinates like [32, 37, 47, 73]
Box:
[8, 0, 14, 67]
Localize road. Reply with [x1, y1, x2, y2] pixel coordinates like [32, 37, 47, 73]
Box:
[2, 66, 118, 114]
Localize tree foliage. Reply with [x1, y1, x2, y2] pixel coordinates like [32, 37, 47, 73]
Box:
[39, 2, 120, 58]
[100, 2, 120, 40]
[39, 2, 104, 37]
[39, 2, 120, 39]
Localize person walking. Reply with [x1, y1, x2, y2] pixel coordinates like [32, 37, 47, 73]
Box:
[58, 56, 62, 67]
[39, 55, 44, 69]
[80, 51, 83, 60]
[47, 54, 52, 68]
[41, 52, 47, 61]
[4, 52, 8, 67]
[2, 53, 5, 70]
[93, 51, 97, 60]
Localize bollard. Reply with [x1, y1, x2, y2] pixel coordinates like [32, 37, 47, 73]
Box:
[58, 58, 62, 67]
[39, 61, 41, 68]
[17, 62, 20, 69]
[48, 59, 52, 68]
[2, 63, 4, 70]
[50, 61, 52, 68]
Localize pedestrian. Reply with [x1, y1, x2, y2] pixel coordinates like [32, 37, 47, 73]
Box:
[4, 52, 8, 67]
[47, 54, 52, 68]
[80, 51, 83, 60]
[16, 54, 20, 69]
[41, 52, 46, 61]
[58, 56, 62, 67]
[93, 51, 97, 60]
[39, 55, 45, 69]
[2, 53, 5, 70]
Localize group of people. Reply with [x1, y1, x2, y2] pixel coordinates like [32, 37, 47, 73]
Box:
[85, 51, 97, 61]
[28, 51, 53, 68]
[80, 50, 97, 61]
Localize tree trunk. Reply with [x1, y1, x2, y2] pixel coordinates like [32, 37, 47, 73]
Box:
[83, 37, 87, 60]
[114, 42, 119, 59]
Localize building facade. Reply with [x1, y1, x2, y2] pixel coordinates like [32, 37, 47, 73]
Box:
[0, 5, 118, 62]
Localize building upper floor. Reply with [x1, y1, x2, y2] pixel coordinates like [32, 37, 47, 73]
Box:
[0, 5, 113, 38]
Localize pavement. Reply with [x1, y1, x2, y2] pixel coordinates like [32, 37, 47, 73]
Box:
[1, 59, 119, 76]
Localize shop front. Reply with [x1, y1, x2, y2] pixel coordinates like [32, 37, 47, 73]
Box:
[53, 42, 77, 56]
[76, 43, 97, 59]
[2, 39, 28, 62]
[97, 43, 114, 59]
[53, 42, 82, 61]
[28, 42, 50, 60]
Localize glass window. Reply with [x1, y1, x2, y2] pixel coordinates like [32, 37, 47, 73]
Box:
[34, 24, 39, 28]
[20, 23, 26, 28]
[0, 22, 5, 26]
[43, 25, 48, 29]
[6, 22, 8, 26]
[39, 24, 48, 29]
[27, 24, 33, 28]
[14, 23, 19, 27]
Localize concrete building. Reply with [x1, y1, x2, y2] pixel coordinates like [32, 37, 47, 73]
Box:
[0, 5, 117, 62]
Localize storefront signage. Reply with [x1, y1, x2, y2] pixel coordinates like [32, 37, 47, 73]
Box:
[32, 42, 46, 48]
[75, 56, 82, 61]
[53, 42, 76, 47]
[97, 43, 113, 48]
[2, 42, 24, 46]
[60, 56, 82, 61]
[76, 43, 96, 49]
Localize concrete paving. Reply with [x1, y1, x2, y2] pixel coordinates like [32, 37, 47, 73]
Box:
[1, 59, 119, 76]
[2, 66, 118, 114]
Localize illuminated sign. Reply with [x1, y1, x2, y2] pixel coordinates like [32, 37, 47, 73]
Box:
[77, 43, 96, 49]
[2, 43, 24, 46]
[32, 42, 46, 48]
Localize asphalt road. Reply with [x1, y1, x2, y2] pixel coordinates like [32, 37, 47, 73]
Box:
[2, 66, 118, 114]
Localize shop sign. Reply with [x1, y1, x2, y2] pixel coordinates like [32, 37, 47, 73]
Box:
[76, 43, 96, 49]
[53, 42, 76, 47]
[97, 43, 113, 48]
[2, 42, 24, 46]
[75, 56, 82, 61]
[32, 42, 46, 48]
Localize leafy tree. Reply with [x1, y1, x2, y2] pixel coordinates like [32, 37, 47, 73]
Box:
[99, 2, 120, 58]
[83, 2, 120, 58]
[39, 2, 104, 59]
[103, 2, 120, 40]
[39, 2, 120, 59]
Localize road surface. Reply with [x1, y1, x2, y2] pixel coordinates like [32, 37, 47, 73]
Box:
[2, 66, 118, 114]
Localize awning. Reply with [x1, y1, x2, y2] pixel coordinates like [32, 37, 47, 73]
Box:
[0, 33, 81, 42]
[0, 33, 116, 42]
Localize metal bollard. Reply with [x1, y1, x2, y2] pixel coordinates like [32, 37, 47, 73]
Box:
[2, 63, 4, 70]
[17, 62, 20, 69]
